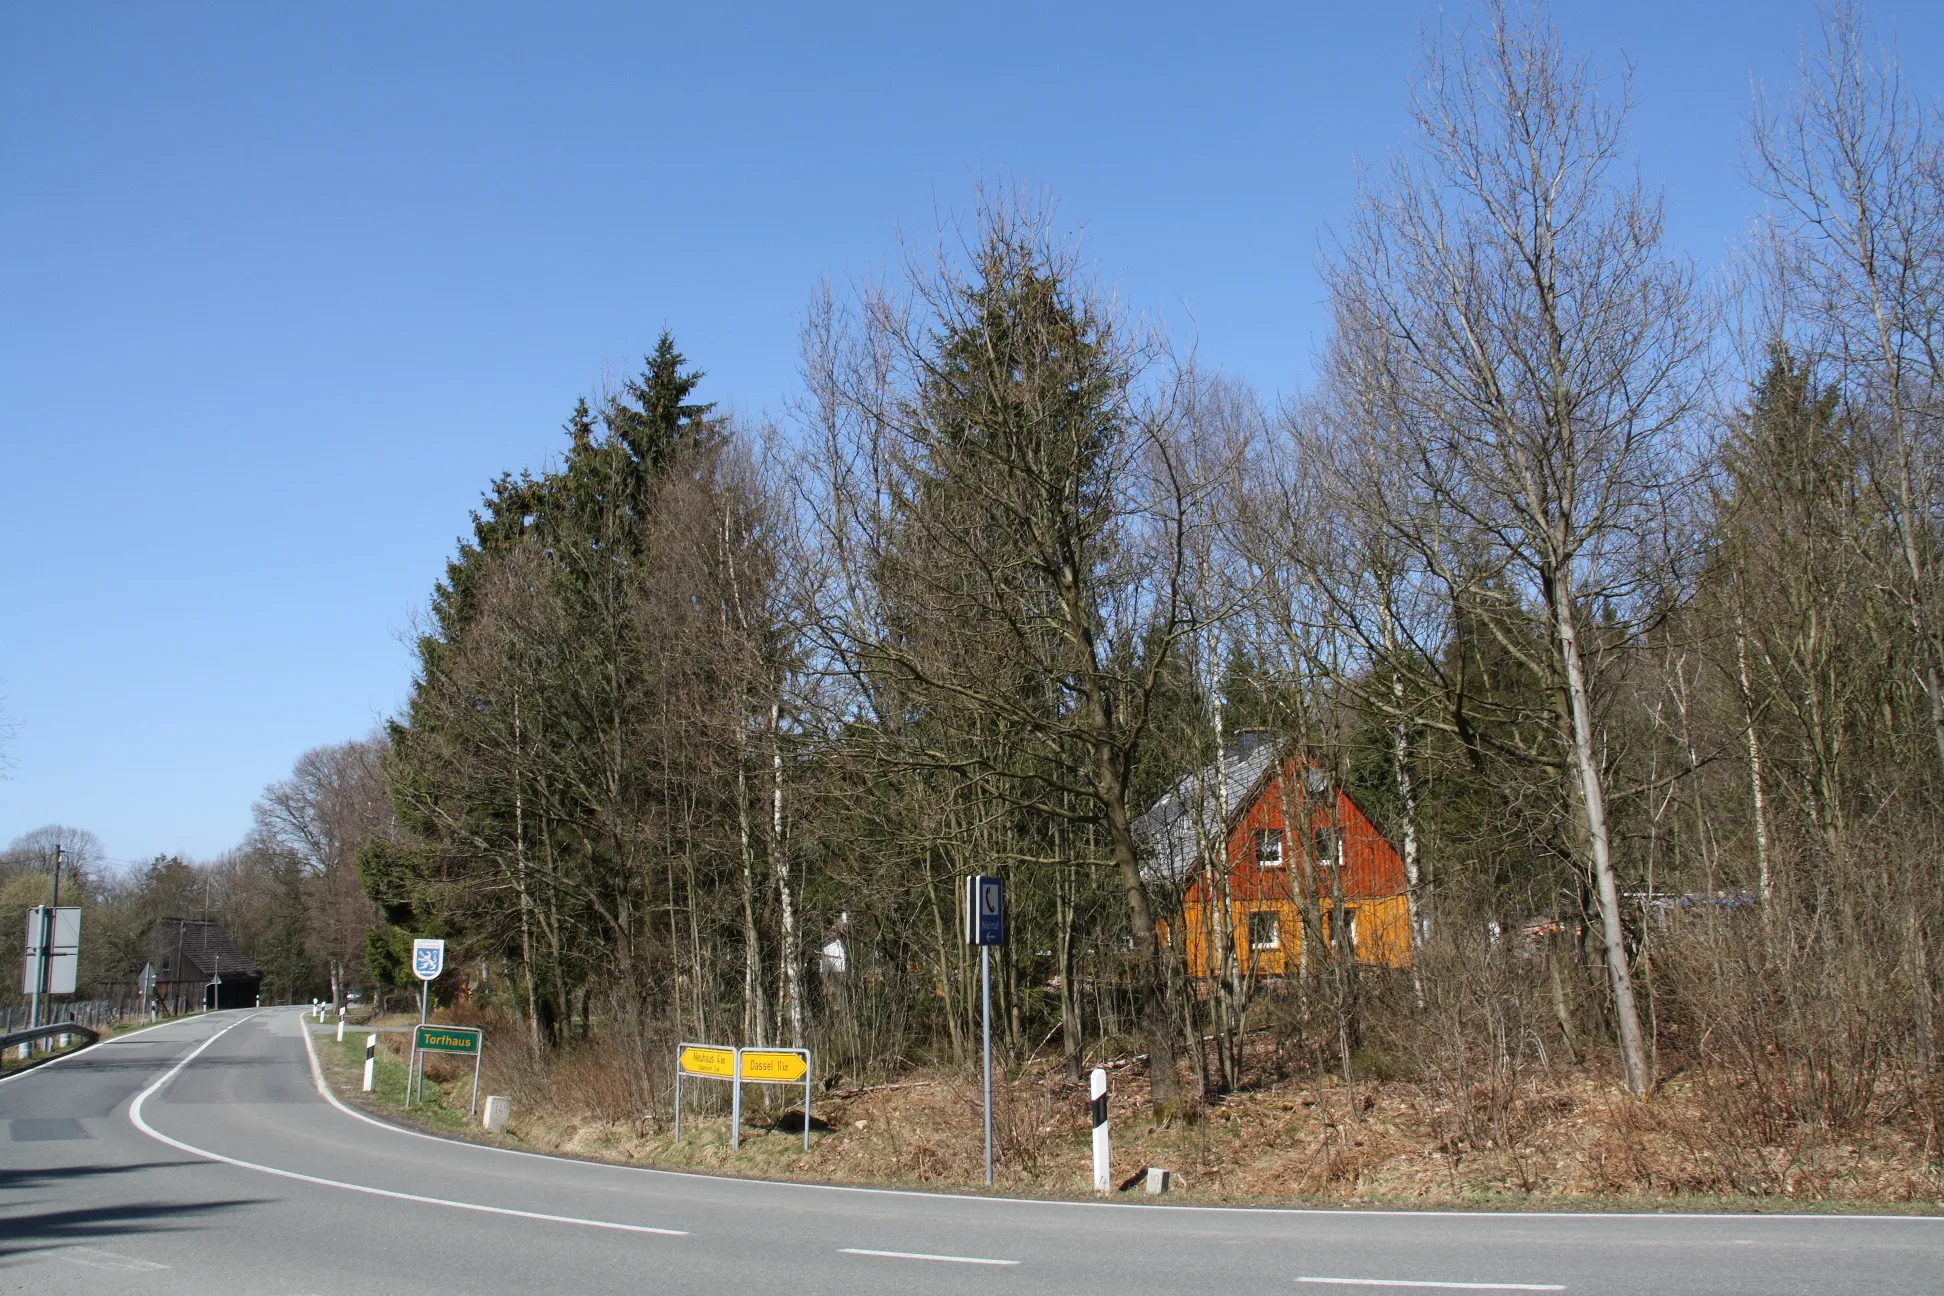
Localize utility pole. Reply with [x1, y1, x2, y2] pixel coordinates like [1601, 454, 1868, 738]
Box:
[29, 846, 62, 1031]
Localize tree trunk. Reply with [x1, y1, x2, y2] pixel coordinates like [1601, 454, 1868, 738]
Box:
[1732, 610, 1775, 913]
[1553, 573, 1650, 1094]
[1057, 860, 1084, 1085]
[737, 755, 768, 1046]
[770, 704, 805, 1049]
[1390, 671, 1426, 1010]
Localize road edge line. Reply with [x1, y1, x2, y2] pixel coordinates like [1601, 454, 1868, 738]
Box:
[0, 1012, 199, 1088]
[136, 1009, 684, 1238]
[292, 1009, 1944, 1225]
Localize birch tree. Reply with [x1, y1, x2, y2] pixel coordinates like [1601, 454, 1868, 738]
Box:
[1319, 2, 1706, 1092]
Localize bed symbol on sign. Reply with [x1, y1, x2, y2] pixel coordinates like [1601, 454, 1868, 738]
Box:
[412, 938, 446, 981]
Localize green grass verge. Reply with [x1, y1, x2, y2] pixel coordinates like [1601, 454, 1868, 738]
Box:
[315, 1031, 482, 1136]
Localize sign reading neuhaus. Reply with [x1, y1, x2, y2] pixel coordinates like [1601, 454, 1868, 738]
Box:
[677, 1044, 735, 1078]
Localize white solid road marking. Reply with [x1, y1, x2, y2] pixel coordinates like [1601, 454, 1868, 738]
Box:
[129, 1013, 687, 1238]
[1298, 1280, 1564, 1292]
[280, 1015, 1944, 1233]
[841, 1248, 1020, 1266]
[59, 1247, 169, 1272]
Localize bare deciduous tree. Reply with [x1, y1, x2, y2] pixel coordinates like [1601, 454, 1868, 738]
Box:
[1319, 2, 1707, 1092]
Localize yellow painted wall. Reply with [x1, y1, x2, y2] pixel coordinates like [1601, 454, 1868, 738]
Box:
[1180, 894, 1412, 976]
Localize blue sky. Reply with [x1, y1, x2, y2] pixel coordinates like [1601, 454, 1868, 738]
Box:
[2, 2, 1938, 868]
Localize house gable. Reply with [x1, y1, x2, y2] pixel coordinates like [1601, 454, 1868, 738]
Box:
[1182, 757, 1407, 905]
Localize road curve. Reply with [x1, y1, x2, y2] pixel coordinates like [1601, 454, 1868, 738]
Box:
[1, 1008, 1939, 1294]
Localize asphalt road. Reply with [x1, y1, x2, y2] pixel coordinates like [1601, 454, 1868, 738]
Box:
[2, 1008, 1940, 1295]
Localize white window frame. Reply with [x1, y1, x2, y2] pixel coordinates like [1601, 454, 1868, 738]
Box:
[1325, 905, 1358, 952]
[1253, 828, 1283, 868]
[1248, 910, 1280, 950]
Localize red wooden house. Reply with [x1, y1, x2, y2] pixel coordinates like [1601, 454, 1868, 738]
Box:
[1134, 731, 1412, 975]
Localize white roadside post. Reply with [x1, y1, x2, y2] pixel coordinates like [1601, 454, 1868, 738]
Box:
[963, 874, 1004, 1187]
[1091, 1067, 1110, 1194]
[363, 1035, 376, 1092]
[336, 1006, 345, 1043]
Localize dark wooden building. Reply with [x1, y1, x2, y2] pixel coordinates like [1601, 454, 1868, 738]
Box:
[143, 919, 262, 1012]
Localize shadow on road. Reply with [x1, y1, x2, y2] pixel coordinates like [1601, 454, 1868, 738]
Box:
[0, 1163, 265, 1262]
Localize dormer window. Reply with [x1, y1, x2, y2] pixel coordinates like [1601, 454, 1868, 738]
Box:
[1253, 829, 1283, 867]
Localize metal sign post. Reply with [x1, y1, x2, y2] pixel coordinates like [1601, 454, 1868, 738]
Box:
[24, 845, 64, 1032]
[23, 906, 81, 1035]
[739, 1048, 813, 1152]
[963, 874, 1004, 1186]
[674, 1043, 812, 1150]
[674, 1043, 736, 1144]
[408, 938, 445, 1097]
[411, 939, 445, 1021]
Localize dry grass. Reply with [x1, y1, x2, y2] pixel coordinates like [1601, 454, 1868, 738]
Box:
[323, 1012, 1944, 1208]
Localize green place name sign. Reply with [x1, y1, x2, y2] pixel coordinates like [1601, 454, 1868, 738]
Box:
[414, 1025, 482, 1056]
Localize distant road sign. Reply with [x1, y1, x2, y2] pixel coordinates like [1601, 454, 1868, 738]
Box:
[411, 938, 446, 981]
[22, 906, 80, 995]
[413, 1024, 481, 1056]
[678, 1044, 735, 1078]
[739, 1048, 808, 1083]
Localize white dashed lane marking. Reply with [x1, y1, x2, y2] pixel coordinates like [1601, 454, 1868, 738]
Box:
[841, 1248, 1020, 1266]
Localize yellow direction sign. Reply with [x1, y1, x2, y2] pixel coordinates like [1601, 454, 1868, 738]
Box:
[678, 1044, 736, 1078]
[738, 1048, 808, 1083]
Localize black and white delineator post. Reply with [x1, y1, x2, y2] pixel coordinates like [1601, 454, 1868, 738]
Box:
[363, 1034, 376, 1092]
[1090, 1067, 1110, 1193]
[963, 874, 1004, 1186]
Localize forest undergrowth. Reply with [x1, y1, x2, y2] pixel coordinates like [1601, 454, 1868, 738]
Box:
[324, 1005, 1944, 1209]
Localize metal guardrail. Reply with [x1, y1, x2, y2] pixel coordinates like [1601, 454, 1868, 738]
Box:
[1, 1022, 101, 1054]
